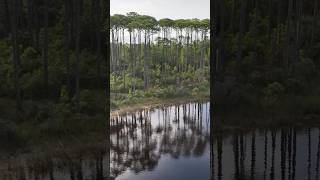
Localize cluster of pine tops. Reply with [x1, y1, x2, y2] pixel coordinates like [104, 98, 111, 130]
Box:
[110, 12, 210, 109]
[213, 0, 320, 119]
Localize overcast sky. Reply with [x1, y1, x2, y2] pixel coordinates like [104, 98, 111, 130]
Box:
[110, 0, 210, 20]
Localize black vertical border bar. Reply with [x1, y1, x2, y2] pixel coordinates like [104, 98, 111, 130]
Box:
[210, 0, 214, 179]
[105, 0, 110, 178]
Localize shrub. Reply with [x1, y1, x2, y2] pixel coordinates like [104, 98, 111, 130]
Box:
[261, 82, 285, 109]
[0, 119, 23, 149]
[192, 87, 200, 96]
[79, 89, 105, 114]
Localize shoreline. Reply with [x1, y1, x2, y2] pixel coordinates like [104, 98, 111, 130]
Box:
[111, 95, 210, 117]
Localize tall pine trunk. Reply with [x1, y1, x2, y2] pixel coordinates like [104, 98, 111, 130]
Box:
[10, 0, 22, 117]
[143, 31, 148, 90]
[95, 0, 102, 87]
[75, 0, 81, 110]
[43, 0, 49, 97]
[64, 1, 71, 100]
[3, 0, 10, 36]
[311, 0, 318, 43]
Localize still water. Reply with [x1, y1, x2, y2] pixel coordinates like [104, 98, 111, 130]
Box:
[1, 101, 320, 180]
[212, 127, 320, 180]
[110, 102, 211, 180]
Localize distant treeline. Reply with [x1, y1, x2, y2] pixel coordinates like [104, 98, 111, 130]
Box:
[110, 13, 210, 104]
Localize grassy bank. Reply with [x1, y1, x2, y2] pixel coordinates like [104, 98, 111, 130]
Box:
[111, 94, 209, 117]
[111, 87, 210, 117]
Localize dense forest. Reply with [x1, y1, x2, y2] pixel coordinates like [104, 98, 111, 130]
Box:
[212, 0, 320, 120]
[110, 13, 210, 110]
[0, 0, 108, 147]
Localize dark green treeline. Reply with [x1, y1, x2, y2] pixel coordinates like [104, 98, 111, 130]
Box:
[0, 0, 108, 121]
[212, 0, 320, 116]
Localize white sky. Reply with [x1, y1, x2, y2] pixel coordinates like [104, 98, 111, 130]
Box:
[110, 0, 210, 20]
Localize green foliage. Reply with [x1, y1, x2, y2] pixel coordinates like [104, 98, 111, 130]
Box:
[213, 0, 320, 118]
[21, 47, 41, 72]
[21, 69, 43, 98]
[110, 12, 210, 107]
[0, 0, 107, 110]
[79, 89, 105, 114]
[0, 119, 22, 148]
[262, 82, 285, 108]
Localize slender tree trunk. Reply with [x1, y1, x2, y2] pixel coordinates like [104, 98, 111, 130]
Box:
[31, 2, 40, 50]
[27, 0, 33, 44]
[129, 30, 133, 92]
[75, 0, 81, 110]
[16, 0, 23, 27]
[267, 0, 273, 40]
[295, 0, 302, 63]
[10, 0, 22, 117]
[90, 0, 96, 50]
[133, 30, 137, 91]
[64, 1, 71, 100]
[122, 29, 126, 90]
[286, 0, 293, 69]
[311, 0, 318, 43]
[43, 0, 49, 97]
[96, 0, 102, 87]
[237, 0, 246, 62]
[3, 0, 11, 36]
[111, 29, 114, 72]
[144, 30, 148, 90]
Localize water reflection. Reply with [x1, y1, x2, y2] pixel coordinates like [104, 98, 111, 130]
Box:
[110, 102, 210, 180]
[211, 127, 320, 180]
[0, 143, 110, 180]
[2, 101, 320, 180]
[0, 102, 209, 180]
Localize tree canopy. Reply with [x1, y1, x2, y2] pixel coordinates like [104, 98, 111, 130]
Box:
[109, 12, 210, 109]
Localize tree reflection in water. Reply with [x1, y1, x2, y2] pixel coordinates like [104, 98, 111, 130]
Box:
[211, 127, 320, 180]
[110, 102, 210, 179]
[3, 102, 320, 180]
[0, 102, 209, 180]
[0, 142, 110, 180]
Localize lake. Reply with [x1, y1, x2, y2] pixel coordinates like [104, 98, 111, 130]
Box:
[1, 101, 320, 180]
[110, 101, 211, 180]
[212, 127, 320, 180]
